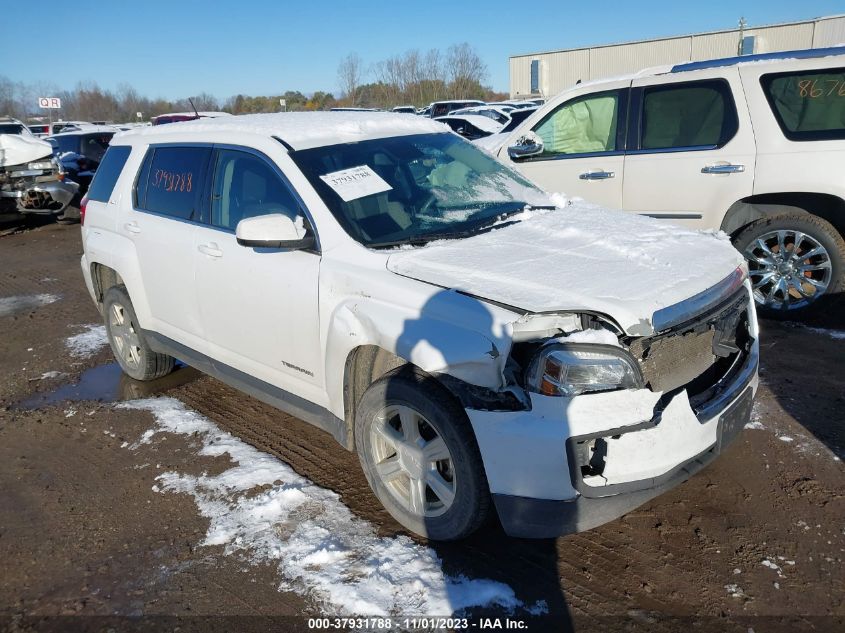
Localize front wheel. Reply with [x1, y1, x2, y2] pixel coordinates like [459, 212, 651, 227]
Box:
[355, 368, 491, 541]
[103, 286, 175, 381]
[733, 212, 845, 319]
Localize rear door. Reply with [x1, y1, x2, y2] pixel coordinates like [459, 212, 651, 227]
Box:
[622, 71, 756, 229]
[124, 145, 212, 349]
[499, 80, 630, 208]
[193, 146, 323, 400]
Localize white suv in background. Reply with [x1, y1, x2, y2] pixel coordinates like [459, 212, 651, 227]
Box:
[80, 113, 758, 540]
[497, 47, 845, 318]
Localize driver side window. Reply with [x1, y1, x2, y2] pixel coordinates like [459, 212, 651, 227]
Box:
[211, 149, 301, 231]
[533, 90, 621, 156]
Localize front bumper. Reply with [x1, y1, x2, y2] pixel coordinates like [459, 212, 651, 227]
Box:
[467, 330, 759, 538]
[1, 179, 78, 214]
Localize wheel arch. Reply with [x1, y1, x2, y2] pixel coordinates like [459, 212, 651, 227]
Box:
[721, 193, 845, 239]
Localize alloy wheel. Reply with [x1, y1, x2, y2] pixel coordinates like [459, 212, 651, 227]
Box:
[744, 229, 832, 311]
[370, 404, 457, 518]
[109, 302, 142, 369]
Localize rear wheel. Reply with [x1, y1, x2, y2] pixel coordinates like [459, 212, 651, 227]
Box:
[733, 212, 845, 318]
[355, 367, 491, 541]
[103, 286, 175, 381]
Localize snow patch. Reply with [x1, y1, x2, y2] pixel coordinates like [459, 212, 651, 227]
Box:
[0, 293, 59, 317]
[784, 322, 845, 341]
[119, 397, 537, 617]
[724, 583, 744, 598]
[38, 370, 66, 380]
[65, 324, 108, 358]
[761, 559, 785, 578]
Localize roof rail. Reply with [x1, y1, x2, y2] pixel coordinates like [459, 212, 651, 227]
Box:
[671, 46, 845, 73]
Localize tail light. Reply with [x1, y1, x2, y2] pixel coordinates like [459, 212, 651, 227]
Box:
[80, 195, 88, 226]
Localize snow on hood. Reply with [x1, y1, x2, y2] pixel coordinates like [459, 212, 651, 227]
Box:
[386, 204, 745, 335]
[0, 134, 53, 168]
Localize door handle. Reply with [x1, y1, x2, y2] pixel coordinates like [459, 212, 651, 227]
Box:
[579, 170, 615, 180]
[701, 163, 745, 174]
[197, 242, 223, 258]
[124, 221, 141, 234]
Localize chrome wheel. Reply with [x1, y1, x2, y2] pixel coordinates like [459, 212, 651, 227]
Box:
[745, 229, 832, 311]
[370, 404, 456, 518]
[108, 301, 142, 370]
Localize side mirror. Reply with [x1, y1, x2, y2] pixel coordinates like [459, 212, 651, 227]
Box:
[235, 214, 315, 250]
[507, 133, 544, 160]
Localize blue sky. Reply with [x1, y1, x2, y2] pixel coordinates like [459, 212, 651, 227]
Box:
[2, 0, 843, 100]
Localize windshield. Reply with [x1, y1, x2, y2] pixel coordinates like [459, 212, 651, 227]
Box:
[291, 132, 552, 248]
[0, 124, 25, 134]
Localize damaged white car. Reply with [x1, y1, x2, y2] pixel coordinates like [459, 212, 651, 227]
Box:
[80, 113, 759, 540]
[0, 121, 78, 215]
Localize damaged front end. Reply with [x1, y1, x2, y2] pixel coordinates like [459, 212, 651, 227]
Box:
[463, 269, 759, 538]
[0, 135, 78, 215]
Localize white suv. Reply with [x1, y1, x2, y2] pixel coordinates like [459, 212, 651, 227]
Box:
[497, 47, 845, 318]
[80, 113, 759, 540]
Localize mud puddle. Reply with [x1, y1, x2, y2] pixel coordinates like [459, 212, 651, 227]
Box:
[16, 362, 202, 410]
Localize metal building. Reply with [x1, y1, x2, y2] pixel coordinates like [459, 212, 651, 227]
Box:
[510, 14, 845, 98]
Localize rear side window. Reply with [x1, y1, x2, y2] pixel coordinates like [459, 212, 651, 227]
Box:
[761, 68, 845, 141]
[639, 80, 737, 150]
[49, 135, 80, 155]
[135, 146, 211, 221]
[86, 146, 131, 202]
[81, 133, 114, 162]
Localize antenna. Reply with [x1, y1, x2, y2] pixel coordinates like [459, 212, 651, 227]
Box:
[188, 97, 200, 118]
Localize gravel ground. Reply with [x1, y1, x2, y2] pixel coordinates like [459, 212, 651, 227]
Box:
[0, 220, 842, 632]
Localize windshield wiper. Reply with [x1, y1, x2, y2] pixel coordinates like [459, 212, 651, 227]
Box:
[367, 203, 557, 249]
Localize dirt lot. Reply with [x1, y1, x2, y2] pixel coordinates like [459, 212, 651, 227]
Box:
[0, 219, 842, 632]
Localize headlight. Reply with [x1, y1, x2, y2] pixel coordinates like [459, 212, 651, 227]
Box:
[27, 160, 55, 171]
[526, 343, 643, 397]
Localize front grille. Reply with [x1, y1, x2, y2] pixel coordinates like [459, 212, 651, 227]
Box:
[628, 289, 751, 397]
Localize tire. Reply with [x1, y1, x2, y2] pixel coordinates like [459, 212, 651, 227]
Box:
[355, 367, 491, 541]
[103, 285, 175, 381]
[733, 212, 845, 319]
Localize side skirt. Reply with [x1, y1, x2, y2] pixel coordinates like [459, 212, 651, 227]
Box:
[143, 330, 350, 449]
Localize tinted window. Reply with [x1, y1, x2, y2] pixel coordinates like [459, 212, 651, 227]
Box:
[80, 133, 114, 162]
[210, 149, 301, 231]
[0, 124, 25, 134]
[640, 80, 736, 150]
[533, 91, 621, 156]
[761, 68, 845, 141]
[48, 135, 81, 155]
[87, 146, 132, 203]
[137, 146, 211, 220]
[502, 108, 537, 132]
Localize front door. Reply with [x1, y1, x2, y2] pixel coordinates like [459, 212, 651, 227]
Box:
[499, 81, 630, 209]
[622, 72, 756, 229]
[193, 147, 323, 401]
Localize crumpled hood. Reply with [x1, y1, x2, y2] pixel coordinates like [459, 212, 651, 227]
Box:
[0, 134, 53, 168]
[386, 205, 745, 335]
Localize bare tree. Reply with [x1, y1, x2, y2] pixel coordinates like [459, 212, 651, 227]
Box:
[446, 43, 488, 99]
[337, 53, 364, 106]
